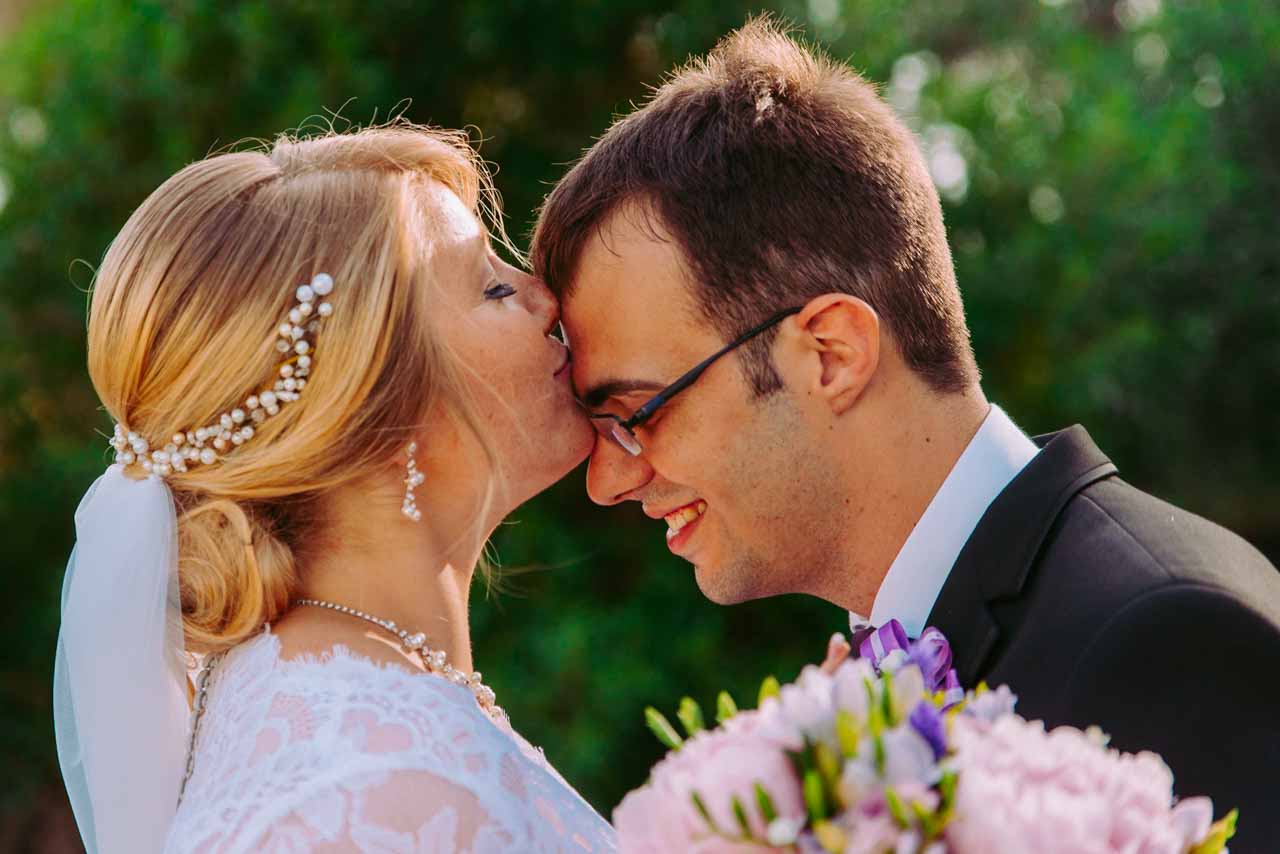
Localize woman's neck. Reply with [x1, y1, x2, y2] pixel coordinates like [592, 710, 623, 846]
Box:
[282, 478, 496, 674]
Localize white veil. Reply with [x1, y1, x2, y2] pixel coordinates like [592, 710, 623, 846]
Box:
[53, 463, 190, 853]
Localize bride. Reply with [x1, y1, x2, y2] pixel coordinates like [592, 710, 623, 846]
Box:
[53, 123, 617, 852]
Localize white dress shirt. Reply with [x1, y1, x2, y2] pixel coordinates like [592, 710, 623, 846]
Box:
[850, 404, 1040, 638]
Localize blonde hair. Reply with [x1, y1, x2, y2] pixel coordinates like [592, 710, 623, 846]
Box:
[87, 123, 503, 652]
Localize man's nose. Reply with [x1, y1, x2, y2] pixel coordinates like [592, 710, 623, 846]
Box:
[585, 436, 653, 506]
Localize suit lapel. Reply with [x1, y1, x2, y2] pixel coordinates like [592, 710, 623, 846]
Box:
[926, 425, 1118, 685]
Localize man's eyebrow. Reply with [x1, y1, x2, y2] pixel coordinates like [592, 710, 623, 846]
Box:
[581, 378, 666, 409]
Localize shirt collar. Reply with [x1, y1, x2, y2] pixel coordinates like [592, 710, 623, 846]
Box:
[851, 404, 1039, 638]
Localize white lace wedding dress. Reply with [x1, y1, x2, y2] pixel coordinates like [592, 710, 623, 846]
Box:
[165, 629, 617, 853]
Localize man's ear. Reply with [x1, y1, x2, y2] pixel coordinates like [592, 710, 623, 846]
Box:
[788, 294, 880, 415]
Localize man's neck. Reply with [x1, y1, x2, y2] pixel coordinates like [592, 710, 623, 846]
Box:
[811, 384, 989, 616]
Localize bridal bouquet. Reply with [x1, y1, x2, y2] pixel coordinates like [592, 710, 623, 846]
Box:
[615, 621, 1237, 854]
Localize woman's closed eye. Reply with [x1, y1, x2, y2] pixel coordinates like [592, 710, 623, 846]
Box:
[484, 282, 517, 300]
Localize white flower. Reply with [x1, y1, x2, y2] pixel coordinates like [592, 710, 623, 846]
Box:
[766, 815, 805, 845]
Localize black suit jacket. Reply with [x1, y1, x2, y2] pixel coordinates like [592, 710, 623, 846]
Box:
[926, 426, 1280, 853]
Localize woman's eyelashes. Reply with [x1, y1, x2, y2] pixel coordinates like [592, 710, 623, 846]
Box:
[484, 282, 517, 300]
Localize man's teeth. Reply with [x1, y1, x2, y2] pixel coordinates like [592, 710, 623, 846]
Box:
[665, 501, 708, 540]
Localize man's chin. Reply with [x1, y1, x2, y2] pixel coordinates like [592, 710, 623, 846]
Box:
[693, 561, 768, 606]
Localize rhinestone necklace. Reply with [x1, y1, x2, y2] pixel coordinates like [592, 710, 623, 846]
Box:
[293, 598, 501, 716]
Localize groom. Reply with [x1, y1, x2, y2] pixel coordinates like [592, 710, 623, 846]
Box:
[533, 19, 1280, 851]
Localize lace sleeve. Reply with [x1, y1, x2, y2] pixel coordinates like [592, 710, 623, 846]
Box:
[253, 769, 518, 852]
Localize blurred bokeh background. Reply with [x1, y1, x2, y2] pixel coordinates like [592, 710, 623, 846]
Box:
[1, 0, 1277, 848]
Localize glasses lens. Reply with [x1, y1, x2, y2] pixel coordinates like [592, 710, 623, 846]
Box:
[588, 414, 643, 456]
[610, 422, 642, 456]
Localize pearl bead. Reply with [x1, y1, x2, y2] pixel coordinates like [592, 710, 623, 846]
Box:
[296, 284, 314, 302]
[311, 272, 334, 295]
[241, 425, 254, 439]
[294, 340, 309, 355]
[231, 433, 244, 445]
[275, 340, 291, 353]
[142, 460, 153, 472]
[153, 450, 170, 464]
[290, 325, 304, 340]
[280, 364, 294, 378]
[246, 395, 259, 409]
[266, 404, 280, 416]
[173, 433, 185, 446]
[259, 391, 277, 408]
[288, 308, 302, 324]
[283, 378, 297, 391]
[157, 464, 172, 476]
[213, 438, 227, 450]
[297, 355, 311, 369]
[278, 323, 291, 337]
[298, 301, 313, 317]
[251, 409, 266, 423]
[317, 302, 333, 317]
[220, 414, 233, 429]
[199, 448, 217, 465]
[122, 451, 136, 464]
[127, 431, 138, 441]
[296, 379, 306, 390]
[231, 408, 245, 424]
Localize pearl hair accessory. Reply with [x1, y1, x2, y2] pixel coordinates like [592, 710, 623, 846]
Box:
[108, 272, 337, 477]
[402, 441, 424, 522]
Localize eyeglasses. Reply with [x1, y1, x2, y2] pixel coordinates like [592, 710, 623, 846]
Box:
[585, 307, 802, 456]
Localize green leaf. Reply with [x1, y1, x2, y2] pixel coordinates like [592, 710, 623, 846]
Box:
[880, 668, 897, 726]
[758, 675, 781, 706]
[1189, 808, 1239, 854]
[912, 800, 946, 839]
[731, 795, 753, 838]
[677, 696, 705, 737]
[813, 741, 841, 792]
[716, 690, 739, 723]
[644, 706, 684, 750]
[754, 782, 778, 824]
[690, 791, 717, 833]
[803, 769, 828, 822]
[835, 710, 861, 758]
[939, 769, 958, 809]
[884, 786, 909, 829]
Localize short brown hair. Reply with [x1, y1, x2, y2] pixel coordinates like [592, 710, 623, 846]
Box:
[531, 18, 977, 395]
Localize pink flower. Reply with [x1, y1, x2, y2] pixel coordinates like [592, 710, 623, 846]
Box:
[946, 714, 1216, 854]
[614, 705, 807, 853]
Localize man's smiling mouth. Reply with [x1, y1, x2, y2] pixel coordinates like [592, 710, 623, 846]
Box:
[665, 500, 707, 541]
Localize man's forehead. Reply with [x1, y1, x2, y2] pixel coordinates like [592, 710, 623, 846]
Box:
[561, 214, 714, 403]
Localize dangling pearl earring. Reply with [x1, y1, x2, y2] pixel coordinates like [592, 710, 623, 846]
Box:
[402, 441, 424, 522]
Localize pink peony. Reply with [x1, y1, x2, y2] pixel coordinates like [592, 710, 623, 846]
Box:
[614, 704, 807, 853]
[946, 714, 1215, 854]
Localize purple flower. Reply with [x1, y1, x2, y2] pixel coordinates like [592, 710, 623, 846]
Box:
[908, 627, 953, 691]
[908, 700, 948, 759]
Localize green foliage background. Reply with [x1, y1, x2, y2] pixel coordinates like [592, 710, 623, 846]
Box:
[1, 0, 1276, 845]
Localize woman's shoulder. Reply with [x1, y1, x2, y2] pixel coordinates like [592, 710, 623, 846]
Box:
[166, 631, 560, 853]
